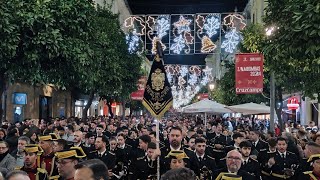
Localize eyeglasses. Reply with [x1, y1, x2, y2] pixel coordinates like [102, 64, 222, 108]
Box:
[227, 156, 242, 161]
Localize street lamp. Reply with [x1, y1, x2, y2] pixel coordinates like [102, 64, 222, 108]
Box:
[266, 26, 276, 133]
[209, 83, 215, 91]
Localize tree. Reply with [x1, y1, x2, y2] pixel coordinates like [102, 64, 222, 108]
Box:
[264, 0, 320, 97]
[0, 0, 96, 123]
[78, 5, 143, 120]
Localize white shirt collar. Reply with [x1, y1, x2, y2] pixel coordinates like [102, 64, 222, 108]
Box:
[196, 153, 204, 159]
[98, 148, 107, 156]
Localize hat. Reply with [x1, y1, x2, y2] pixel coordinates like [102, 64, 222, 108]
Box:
[55, 147, 86, 160]
[216, 172, 242, 180]
[38, 133, 60, 141]
[24, 144, 43, 156]
[165, 150, 189, 160]
[308, 154, 320, 162]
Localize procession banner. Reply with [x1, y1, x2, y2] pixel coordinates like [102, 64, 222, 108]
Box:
[142, 40, 173, 119]
[235, 53, 264, 94]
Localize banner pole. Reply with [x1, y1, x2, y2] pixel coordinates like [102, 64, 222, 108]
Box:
[156, 118, 160, 180]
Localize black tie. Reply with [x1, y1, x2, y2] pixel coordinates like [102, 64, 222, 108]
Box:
[281, 153, 285, 159]
[199, 157, 203, 163]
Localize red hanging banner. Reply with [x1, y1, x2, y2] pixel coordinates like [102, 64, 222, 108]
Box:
[235, 53, 264, 94]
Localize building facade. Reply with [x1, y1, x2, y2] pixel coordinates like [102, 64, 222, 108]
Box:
[3, 83, 72, 122]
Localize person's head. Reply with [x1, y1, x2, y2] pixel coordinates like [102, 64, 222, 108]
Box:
[216, 124, 223, 134]
[85, 133, 95, 145]
[139, 126, 149, 136]
[53, 139, 68, 153]
[304, 142, 320, 158]
[38, 135, 56, 153]
[226, 150, 242, 173]
[195, 137, 206, 156]
[166, 150, 189, 169]
[117, 134, 125, 146]
[149, 131, 157, 143]
[0, 129, 6, 140]
[239, 141, 252, 158]
[74, 159, 108, 180]
[187, 136, 196, 150]
[147, 142, 157, 159]
[160, 168, 196, 180]
[23, 144, 43, 168]
[139, 135, 151, 150]
[169, 126, 183, 149]
[233, 133, 244, 145]
[0, 141, 9, 154]
[5, 170, 30, 180]
[109, 137, 117, 151]
[55, 147, 86, 179]
[65, 125, 74, 134]
[96, 125, 104, 135]
[267, 138, 277, 151]
[249, 131, 259, 142]
[17, 136, 30, 152]
[73, 131, 83, 144]
[95, 136, 108, 151]
[276, 137, 288, 153]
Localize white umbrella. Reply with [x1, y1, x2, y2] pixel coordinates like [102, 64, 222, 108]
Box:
[182, 99, 233, 113]
[226, 102, 270, 115]
[182, 99, 232, 127]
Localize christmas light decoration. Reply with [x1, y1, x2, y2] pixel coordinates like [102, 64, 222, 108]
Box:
[173, 15, 192, 35]
[156, 15, 170, 39]
[221, 28, 241, 53]
[124, 16, 146, 35]
[126, 29, 141, 54]
[223, 13, 246, 31]
[170, 15, 194, 54]
[151, 37, 166, 54]
[203, 15, 220, 38]
[201, 36, 216, 53]
[163, 64, 213, 108]
[170, 35, 186, 54]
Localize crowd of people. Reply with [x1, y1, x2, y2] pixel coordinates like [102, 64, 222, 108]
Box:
[0, 115, 319, 180]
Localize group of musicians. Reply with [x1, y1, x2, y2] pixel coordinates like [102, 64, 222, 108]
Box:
[6, 117, 320, 180]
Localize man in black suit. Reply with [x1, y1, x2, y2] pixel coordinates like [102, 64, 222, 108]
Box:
[88, 135, 116, 176]
[299, 153, 320, 179]
[239, 140, 261, 180]
[262, 137, 299, 180]
[213, 149, 255, 180]
[190, 137, 216, 179]
[249, 130, 268, 156]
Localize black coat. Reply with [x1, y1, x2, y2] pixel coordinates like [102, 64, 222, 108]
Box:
[189, 153, 217, 179]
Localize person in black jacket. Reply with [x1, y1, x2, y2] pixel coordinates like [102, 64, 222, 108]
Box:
[213, 150, 254, 180]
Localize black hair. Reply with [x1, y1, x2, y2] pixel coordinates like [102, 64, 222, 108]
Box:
[160, 168, 196, 180]
[170, 126, 182, 134]
[75, 159, 108, 180]
[277, 137, 288, 144]
[195, 137, 206, 144]
[148, 142, 157, 149]
[239, 140, 252, 148]
[139, 135, 151, 144]
[96, 136, 108, 144]
[232, 132, 244, 140]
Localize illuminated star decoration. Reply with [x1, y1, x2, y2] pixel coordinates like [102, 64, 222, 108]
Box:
[221, 28, 241, 53]
[170, 15, 194, 54]
[173, 15, 192, 34]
